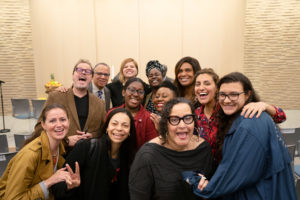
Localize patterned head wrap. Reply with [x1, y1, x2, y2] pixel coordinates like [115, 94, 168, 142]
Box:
[146, 60, 167, 78]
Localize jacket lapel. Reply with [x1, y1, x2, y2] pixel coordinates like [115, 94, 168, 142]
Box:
[104, 87, 111, 111]
[83, 92, 93, 131]
[38, 132, 54, 180]
[67, 89, 81, 129]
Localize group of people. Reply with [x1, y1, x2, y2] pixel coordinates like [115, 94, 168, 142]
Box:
[0, 56, 297, 199]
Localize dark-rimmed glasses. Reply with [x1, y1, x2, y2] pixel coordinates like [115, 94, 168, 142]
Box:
[95, 72, 110, 77]
[75, 67, 92, 75]
[126, 87, 145, 96]
[167, 114, 195, 126]
[218, 92, 245, 101]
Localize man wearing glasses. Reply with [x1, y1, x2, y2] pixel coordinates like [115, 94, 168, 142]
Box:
[33, 59, 106, 152]
[88, 62, 111, 111]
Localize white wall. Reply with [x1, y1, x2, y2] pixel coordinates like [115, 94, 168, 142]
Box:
[30, 0, 245, 98]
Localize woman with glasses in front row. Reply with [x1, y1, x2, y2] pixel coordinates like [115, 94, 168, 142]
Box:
[107, 77, 158, 151]
[129, 98, 214, 200]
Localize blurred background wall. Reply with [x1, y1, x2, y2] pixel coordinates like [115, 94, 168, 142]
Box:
[0, 0, 299, 114]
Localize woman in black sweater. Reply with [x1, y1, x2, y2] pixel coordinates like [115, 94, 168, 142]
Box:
[129, 98, 214, 200]
[52, 108, 137, 200]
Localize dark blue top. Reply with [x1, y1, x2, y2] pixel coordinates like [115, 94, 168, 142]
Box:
[184, 112, 297, 199]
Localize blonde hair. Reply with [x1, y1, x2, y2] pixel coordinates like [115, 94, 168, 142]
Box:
[119, 58, 138, 83]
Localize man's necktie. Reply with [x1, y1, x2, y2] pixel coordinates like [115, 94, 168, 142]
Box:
[97, 90, 103, 100]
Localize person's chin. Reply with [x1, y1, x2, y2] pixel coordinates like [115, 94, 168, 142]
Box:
[223, 107, 237, 115]
[128, 103, 140, 109]
[76, 84, 88, 90]
[180, 81, 192, 87]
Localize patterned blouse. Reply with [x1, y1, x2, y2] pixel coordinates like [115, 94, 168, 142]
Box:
[145, 95, 159, 114]
[196, 104, 286, 157]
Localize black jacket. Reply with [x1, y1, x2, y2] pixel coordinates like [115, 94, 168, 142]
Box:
[52, 135, 130, 200]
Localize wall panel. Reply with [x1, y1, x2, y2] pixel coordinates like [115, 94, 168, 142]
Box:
[0, 0, 36, 114]
[30, 0, 97, 98]
[95, 0, 139, 77]
[138, 0, 182, 81]
[244, 0, 300, 109]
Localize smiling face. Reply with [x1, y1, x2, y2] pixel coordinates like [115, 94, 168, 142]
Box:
[195, 73, 217, 105]
[123, 61, 138, 80]
[166, 103, 194, 151]
[42, 108, 69, 142]
[147, 68, 163, 88]
[177, 62, 194, 87]
[154, 87, 175, 112]
[107, 112, 131, 145]
[219, 82, 249, 116]
[123, 81, 144, 111]
[93, 64, 110, 89]
[73, 62, 93, 90]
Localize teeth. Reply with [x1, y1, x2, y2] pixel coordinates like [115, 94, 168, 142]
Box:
[112, 133, 124, 137]
[130, 98, 138, 103]
[200, 93, 207, 96]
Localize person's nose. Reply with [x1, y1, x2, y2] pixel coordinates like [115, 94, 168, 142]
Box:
[116, 124, 122, 131]
[177, 119, 186, 127]
[223, 95, 231, 103]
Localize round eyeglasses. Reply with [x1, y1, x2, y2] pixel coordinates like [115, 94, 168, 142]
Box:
[167, 114, 195, 126]
[75, 67, 93, 75]
[126, 87, 145, 96]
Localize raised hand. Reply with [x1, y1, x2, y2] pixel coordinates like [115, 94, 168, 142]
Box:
[66, 162, 81, 190]
[44, 167, 71, 188]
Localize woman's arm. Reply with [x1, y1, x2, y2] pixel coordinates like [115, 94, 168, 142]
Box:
[4, 151, 70, 199]
[51, 140, 88, 198]
[129, 150, 154, 200]
[241, 102, 286, 123]
[192, 126, 266, 198]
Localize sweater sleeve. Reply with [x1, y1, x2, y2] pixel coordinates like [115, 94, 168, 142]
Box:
[3, 151, 45, 200]
[272, 106, 286, 123]
[129, 149, 154, 200]
[51, 139, 89, 199]
[194, 127, 266, 198]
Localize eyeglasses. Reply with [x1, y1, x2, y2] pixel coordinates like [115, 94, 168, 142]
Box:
[95, 72, 110, 77]
[75, 67, 93, 75]
[218, 92, 245, 101]
[167, 114, 195, 126]
[126, 87, 145, 96]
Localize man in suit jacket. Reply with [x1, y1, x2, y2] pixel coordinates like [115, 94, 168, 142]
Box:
[33, 59, 106, 151]
[88, 62, 111, 111]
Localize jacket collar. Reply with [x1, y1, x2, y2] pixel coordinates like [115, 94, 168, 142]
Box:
[40, 131, 66, 163]
[227, 113, 243, 136]
[67, 88, 92, 131]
